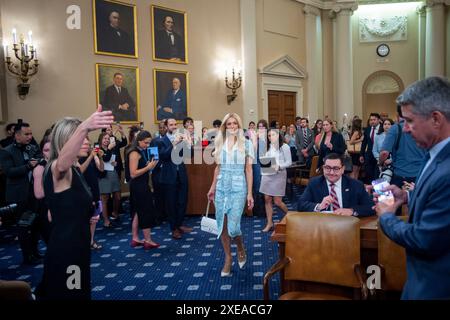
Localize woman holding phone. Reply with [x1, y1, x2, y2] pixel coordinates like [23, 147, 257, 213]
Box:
[98, 132, 121, 228]
[126, 130, 160, 249]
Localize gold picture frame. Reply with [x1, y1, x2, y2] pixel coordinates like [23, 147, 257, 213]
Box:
[153, 68, 189, 124]
[93, 0, 138, 58]
[96, 63, 140, 124]
[151, 5, 188, 64]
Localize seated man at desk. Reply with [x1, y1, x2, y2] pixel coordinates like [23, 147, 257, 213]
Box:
[298, 153, 375, 217]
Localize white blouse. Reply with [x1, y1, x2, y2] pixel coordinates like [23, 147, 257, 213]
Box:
[263, 144, 292, 173]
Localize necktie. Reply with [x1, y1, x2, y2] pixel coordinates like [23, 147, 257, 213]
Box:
[168, 32, 174, 45]
[303, 129, 308, 148]
[117, 87, 121, 94]
[415, 152, 431, 187]
[370, 127, 375, 143]
[329, 183, 340, 211]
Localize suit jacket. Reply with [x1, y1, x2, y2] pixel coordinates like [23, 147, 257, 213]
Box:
[152, 135, 187, 185]
[361, 125, 380, 161]
[318, 132, 346, 167]
[294, 127, 314, 162]
[158, 89, 187, 121]
[298, 175, 375, 216]
[154, 29, 185, 61]
[0, 144, 33, 204]
[97, 25, 134, 55]
[150, 136, 164, 179]
[101, 85, 136, 122]
[379, 141, 450, 299]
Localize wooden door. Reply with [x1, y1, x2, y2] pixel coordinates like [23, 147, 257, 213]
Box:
[268, 90, 296, 127]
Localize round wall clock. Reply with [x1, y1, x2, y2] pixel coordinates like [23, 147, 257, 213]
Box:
[376, 43, 390, 57]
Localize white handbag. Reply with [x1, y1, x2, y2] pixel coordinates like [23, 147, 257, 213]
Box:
[201, 201, 219, 235]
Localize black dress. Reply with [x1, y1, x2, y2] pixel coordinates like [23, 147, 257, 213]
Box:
[39, 166, 92, 300]
[129, 149, 157, 229]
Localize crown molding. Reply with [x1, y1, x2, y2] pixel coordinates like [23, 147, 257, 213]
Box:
[304, 4, 322, 16]
[425, 0, 450, 6]
[294, 0, 358, 10]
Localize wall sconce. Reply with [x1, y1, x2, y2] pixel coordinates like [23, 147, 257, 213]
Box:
[225, 66, 242, 105]
[4, 29, 39, 99]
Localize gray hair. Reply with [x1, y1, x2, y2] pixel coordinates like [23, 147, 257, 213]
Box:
[396, 76, 450, 120]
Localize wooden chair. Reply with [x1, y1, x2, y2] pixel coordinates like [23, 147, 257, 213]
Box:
[263, 212, 368, 300]
[375, 216, 407, 299]
[295, 155, 320, 186]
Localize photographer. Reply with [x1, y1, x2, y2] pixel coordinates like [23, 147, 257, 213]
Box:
[0, 122, 42, 264]
[32, 135, 52, 245]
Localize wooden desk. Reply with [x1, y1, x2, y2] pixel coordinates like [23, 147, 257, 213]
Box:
[185, 150, 252, 216]
[270, 212, 378, 295]
[186, 161, 216, 215]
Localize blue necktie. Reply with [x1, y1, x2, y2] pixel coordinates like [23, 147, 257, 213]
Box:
[415, 152, 430, 186]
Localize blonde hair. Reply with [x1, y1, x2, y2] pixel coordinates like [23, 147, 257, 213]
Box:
[213, 113, 246, 163]
[48, 117, 82, 165]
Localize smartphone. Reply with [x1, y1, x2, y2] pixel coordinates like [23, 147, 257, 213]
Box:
[110, 136, 115, 144]
[372, 178, 394, 205]
[147, 147, 159, 161]
[94, 143, 100, 152]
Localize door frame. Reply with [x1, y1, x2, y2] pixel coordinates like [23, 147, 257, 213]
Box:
[260, 55, 307, 121]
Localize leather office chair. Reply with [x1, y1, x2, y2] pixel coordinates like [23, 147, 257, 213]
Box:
[263, 212, 368, 300]
[295, 155, 320, 186]
[0, 279, 32, 300]
[376, 216, 407, 298]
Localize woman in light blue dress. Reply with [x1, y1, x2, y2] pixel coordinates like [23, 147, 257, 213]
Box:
[207, 113, 254, 277]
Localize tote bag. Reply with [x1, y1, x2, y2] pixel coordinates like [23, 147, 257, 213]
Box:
[201, 201, 219, 235]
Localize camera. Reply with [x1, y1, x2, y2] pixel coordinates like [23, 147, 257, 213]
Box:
[0, 203, 18, 218]
[24, 143, 42, 159]
[379, 164, 393, 183]
[30, 158, 47, 167]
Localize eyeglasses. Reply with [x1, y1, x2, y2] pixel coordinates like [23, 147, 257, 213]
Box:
[323, 166, 342, 173]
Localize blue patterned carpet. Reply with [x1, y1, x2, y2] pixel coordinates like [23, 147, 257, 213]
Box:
[0, 188, 301, 300]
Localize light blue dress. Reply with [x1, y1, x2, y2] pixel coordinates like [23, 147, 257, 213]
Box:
[215, 139, 254, 239]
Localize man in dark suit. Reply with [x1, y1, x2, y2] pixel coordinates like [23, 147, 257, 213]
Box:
[375, 76, 450, 299]
[0, 122, 42, 264]
[295, 117, 314, 166]
[101, 72, 136, 122]
[0, 123, 16, 148]
[157, 77, 187, 121]
[298, 153, 374, 216]
[97, 11, 134, 55]
[152, 118, 192, 239]
[360, 113, 381, 183]
[150, 123, 167, 224]
[154, 15, 185, 61]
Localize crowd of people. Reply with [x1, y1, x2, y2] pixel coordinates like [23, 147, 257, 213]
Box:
[0, 76, 449, 300]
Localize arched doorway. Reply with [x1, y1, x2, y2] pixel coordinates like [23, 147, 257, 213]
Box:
[362, 71, 404, 121]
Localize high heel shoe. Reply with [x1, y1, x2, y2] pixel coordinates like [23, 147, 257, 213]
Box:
[143, 241, 160, 250]
[130, 239, 144, 248]
[221, 258, 232, 277]
[237, 249, 247, 269]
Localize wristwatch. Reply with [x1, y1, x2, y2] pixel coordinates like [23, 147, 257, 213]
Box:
[352, 210, 359, 217]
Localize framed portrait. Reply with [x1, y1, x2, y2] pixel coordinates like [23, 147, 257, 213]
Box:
[153, 68, 189, 123]
[151, 5, 188, 64]
[93, 0, 138, 58]
[96, 63, 140, 124]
